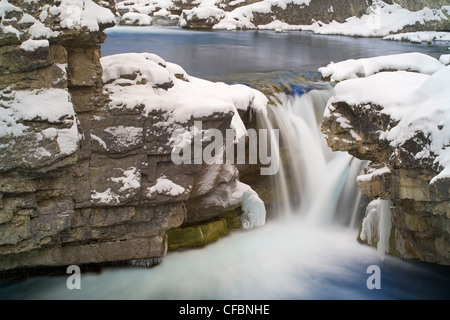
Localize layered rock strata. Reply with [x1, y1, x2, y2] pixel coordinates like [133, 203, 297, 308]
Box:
[321, 53, 450, 265]
[0, 1, 268, 275]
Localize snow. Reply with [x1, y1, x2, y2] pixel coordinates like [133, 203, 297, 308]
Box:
[296, 2, 449, 37]
[183, 6, 225, 21]
[2, 89, 75, 125]
[1, 0, 115, 51]
[91, 167, 142, 204]
[56, 122, 79, 155]
[329, 71, 429, 108]
[0, 87, 79, 159]
[325, 53, 450, 186]
[357, 166, 391, 183]
[117, 0, 176, 23]
[212, 0, 310, 30]
[102, 52, 267, 133]
[20, 39, 49, 51]
[110, 167, 141, 192]
[53, 0, 115, 32]
[91, 134, 108, 149]
[91, 188, 120, 205]
[209, 0, 450, 38]
[384, 31, 450, 44]
[0, 0, 22, 39]
[101, 52, 169, 85]
[27, 18, 60, 38]
[440, 54, 450, 65]
[0, 0, 20, 13]
[0, 88, 79, 156]
[147, 176, 186, 197]
[121, 12, 153, 25]
[319, 52, 444, 82]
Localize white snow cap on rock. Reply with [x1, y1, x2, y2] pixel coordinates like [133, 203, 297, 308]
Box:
[101, 52, 268, 133]
[319, 52, 445, 82]
[324, 53, 450, 186]
[55, 0, 116, 31]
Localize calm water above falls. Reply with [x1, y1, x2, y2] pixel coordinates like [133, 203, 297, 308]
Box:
[102, 26, 450, 80]
[1, 26, 450, 300]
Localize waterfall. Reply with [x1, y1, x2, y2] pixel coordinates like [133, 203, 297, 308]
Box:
[4, 79, 450, 300]
[255, 85, 366, 227]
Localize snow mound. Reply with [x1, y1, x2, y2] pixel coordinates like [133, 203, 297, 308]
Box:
[384, 31, 450, 44]
[101, 52, 268, 128]
[147, 176, 186, 197]
[319, 52, 444, 82]
[325, 53, 450, 186]
[440, 54, 450, 65]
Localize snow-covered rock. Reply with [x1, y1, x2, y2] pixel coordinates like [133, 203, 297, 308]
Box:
[321, 52, 450, 265]
[319, 52, 445, 82]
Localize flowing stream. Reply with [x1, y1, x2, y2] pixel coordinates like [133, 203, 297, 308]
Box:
[1, 26, 449, 300]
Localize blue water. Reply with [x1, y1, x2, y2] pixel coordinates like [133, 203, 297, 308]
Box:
[1, 26, 449, 300]
[102, 26, 450, 81]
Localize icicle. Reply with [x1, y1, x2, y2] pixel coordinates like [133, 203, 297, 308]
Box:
[241, 189, 267, 230]
[360, 198, 392, 260]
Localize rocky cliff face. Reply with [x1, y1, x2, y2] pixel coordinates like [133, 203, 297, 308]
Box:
[321, 54, 450, 265]
[0, 0, 267, 276]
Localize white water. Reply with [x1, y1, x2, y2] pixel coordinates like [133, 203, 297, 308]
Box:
[258, 88, 363, 226]
[1, 88, 449, 300]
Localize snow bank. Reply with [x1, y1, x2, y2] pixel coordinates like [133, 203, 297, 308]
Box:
[440, 54, 450, 65]
[319, 52, 444, 82]
[325, 53, 450, 186]
[102, 52, 268, 130]
[210, 0, 449, 38]
[384, 31, 450, 44]
[300, 3, 449, 38]
[54, 0, 116, 32]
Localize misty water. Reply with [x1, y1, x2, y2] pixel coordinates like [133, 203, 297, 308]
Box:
[1, 26, 450, 300]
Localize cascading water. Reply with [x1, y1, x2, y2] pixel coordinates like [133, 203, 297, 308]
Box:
[256, 85, 366, 226]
